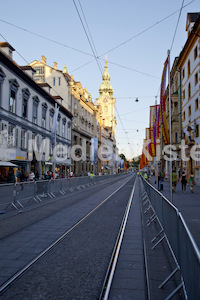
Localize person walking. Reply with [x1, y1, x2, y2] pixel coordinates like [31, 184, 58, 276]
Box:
[189, 172, 195, 193]
[181, 171, 187, 192]
[90, 172, 94, 180]
[172, 170, 177, 193]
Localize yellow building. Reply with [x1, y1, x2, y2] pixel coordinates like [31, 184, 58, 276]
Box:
[96, 61, 117, 140]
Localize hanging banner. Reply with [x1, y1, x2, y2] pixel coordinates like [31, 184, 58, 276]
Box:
[51, 106, 59, 149]
[149, 106, 156, 157]
[160, 58, 170, 145]
[146, 128, 151, 158]
[91, 137, 98, 164]
[156, 104, 160, 139]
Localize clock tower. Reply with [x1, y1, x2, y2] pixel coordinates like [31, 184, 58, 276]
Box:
[96, 61, 117, 139]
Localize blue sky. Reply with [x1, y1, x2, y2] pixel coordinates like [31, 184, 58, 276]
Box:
[0, 0, 199, 159]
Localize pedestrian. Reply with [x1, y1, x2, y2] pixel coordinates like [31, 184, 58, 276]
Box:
[35, 170, 39, 181]
[45, 171, 51, 180]
[189, 172, 195, 193]
[144, 172, 148, 180]
[172, 170, 177, 193]
[29, 171, 35, 181]
[181, 171, 187, 192]
[158, 171, 161, 190]
[24, 170, 29, 181]
[20, 170, 25, 190]
[90, 172, 94, 180]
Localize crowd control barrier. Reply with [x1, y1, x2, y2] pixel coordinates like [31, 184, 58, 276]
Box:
[140, 176, 200, 300]
[0, 173, 126, 214]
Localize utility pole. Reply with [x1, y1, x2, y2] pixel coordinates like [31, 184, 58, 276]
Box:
[168, 50, 173, 203]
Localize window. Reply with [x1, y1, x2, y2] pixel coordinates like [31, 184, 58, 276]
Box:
[182, 68, 185, 79]
[196, 124, 199, 138]
[195, 98, 199, 111]
[62, 118, 66, 137]
[34, 67, 44, 75]
[188, 83, 191, 99]
[0, 68, 6, 107]
[9, 90, 16, 113]
[53, 77, 56, 86]
[194, 46, 198, 60]
[182, 89, 185, 101]
[188, 60, 190, 77]
[22, 88, 30, 119]
[57, 114, 60, 135]
[7, 124, 15, 147]
[183, 111, 185, 121]
[9, 79, 19, 113]
[49, 109, 54, 131]
[21, 129, 27, 149]
[42, 103, 47, 128]
[188, 105, 191, 117]
[74, 99, 77, 109]
[195, 73, 198, 86]
[58, 77, 61, 86]
[32, 96, 39, 124]
[67, 122, 71, 140]
[175, 132, 178, 144]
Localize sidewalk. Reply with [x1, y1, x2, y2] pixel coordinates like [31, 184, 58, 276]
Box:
[150, 176, 200, 249]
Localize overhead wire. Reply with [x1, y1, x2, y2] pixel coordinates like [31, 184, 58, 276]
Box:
[170, 0, 185, 51]
[77, 0, 103, 73]
[99, 0, 195, 57]
[72, 0, 102, 75]
[0, 2, 194, 77]
[0, 19, 94, 58]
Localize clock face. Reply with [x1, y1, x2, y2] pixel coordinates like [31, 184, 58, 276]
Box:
[103, 98, 108, 103]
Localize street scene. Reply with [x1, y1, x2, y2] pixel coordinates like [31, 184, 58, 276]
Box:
[0, 1, 200, 299]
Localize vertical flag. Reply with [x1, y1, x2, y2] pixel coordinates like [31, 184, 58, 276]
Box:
[149, 106, 156, 157]
[160, 58, 170, 145]
[91, 137, 98, 164]
[51, 105, 59, 149]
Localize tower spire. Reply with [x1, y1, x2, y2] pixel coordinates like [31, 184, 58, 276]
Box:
[99, 61, 113, 96]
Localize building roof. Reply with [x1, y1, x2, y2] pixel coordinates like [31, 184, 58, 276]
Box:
[20, 65, 36, 72]
[37, 82, 51, 88]
[0, 42, 15, 51]
[177, 14, 200, 67]
[0, 48, 73, 119]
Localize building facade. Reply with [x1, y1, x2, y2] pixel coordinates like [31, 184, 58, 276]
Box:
[0, 43, 72, 179]
[177, 13, 200, 184]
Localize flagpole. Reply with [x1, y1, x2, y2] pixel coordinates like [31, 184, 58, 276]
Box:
[53, 103, 57, 180]
[155, 96, 159, 189]
[168, 50, 173, 203]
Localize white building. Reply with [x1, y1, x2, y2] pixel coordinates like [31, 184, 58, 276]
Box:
[177, 13, 200, 184]
[0, 43, 72, 179]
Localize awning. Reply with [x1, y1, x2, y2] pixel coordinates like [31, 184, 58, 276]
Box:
[0, 161, 18, 167]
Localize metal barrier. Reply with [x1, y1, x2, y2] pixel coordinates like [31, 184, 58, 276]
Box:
[140, 176, 200, 300]
[0, 173, 126, 213]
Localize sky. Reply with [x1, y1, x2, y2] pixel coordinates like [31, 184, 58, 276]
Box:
[0, 0, 199, 159]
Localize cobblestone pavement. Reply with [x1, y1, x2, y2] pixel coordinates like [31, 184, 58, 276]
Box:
[0, 176, 135, 299]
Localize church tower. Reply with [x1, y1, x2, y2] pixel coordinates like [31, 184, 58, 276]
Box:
[96, 61, 117, 139]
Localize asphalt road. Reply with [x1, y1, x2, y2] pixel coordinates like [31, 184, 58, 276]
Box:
[0, 174, 135, 299]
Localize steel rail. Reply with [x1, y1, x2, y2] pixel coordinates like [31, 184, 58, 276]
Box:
[0, 174, 134, 294]
[100, 176, 137, 300]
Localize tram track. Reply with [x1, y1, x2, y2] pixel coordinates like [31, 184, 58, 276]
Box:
[0, 174, 136, 298]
